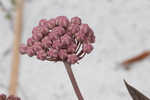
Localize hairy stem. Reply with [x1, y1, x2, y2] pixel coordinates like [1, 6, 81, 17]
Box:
[63, 62, 84, 100]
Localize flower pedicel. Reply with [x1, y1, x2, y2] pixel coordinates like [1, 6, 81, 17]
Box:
[20, 16, 95, 100]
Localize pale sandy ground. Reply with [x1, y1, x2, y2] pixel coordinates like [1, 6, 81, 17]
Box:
[1, 0, 150, 100]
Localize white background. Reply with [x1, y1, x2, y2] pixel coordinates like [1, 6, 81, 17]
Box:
[1, 0, 150, 100]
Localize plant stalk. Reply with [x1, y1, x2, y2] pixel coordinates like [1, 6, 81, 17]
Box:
[63, 62, 84, 100]
[122, 50, 150, 69]
[9, 0, 24, 95]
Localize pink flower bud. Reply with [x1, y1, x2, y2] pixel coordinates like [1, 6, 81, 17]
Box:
[0, 94, 6, 100]
[52, 39, 62, 49]
[32, 35, 39, 41]
[89, 28, 94, 35]
[75, 32, 85, 42]
[7, 95, 21, 100]
[61, 34, 71, 46]
[82, 43, 93, 54]
[80, 24, 90, 34]
[58, 49, 67, 60]
[27, 47, 35, 57]
[27, 37, 34, 46]
[33, 42, 43, 52]
[56, 16, 69, 27]
[32, 25, 49, 36]
[67, 54, 79, 64]
[42, 36, 52, 48]
[34, 42, 43, 47]
[19, 44, 28, 54]
[52, 26, 65, 36]
[87, 28, 95, 43]
[71, 17, 81, 25]
[67, 43, 77, 53]
[32, 32, 43, 41]
[48, 32, 59, 40]
[88, 35, 95, 43]
[32, 26, 41, 34]
[48, 49, 58, 58]
[40, 25, 49, 35]
[36, 50, 47, 60]
[39, 19, 47, 26]
[66, 31, 72, 36]
[68, 24, 80, 34]
[46, 18, 56, 29]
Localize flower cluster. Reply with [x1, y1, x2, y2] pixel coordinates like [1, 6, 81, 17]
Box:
[0, 94, 21, 100]
[20, 16, 95, 64]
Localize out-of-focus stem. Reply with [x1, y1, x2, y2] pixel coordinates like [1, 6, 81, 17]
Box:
[63, 62, 84, 100]
[121, 50, 150, 68]
[9, 0, 24, 95]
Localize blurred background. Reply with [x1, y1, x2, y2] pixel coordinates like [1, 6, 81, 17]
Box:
[1, 0, 150, 100]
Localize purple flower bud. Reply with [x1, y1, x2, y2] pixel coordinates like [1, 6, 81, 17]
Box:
[56, 16, 69, 27]
[48, 49, 58, 58]
[27, 37, 34, 46]
[36, 50, 47, 60]
[68, 24, 80, 34]
[82, 43, 93, 54]
[39, 19, 47, 26]
[67, 54, 79, 64]
[27, 47, 35, 57]
[58, 49, 67, 60]
[19, 44, 28, 54]
[80, 24, 90, 34]
[46, 18, 56, 29]
[71, 17, 81, 25]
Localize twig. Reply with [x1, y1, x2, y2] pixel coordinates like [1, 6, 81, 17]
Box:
[121, 50, 150, 69]
[63, 62, 84, 100]
[9, 0, 24, 95]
